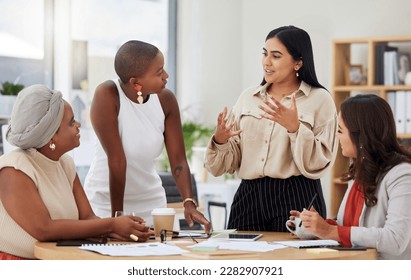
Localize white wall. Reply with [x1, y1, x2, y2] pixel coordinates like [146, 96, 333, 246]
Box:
[177, 0, 411, 216]
[178, 0, 411, 124]
[177, 0, 243, 123]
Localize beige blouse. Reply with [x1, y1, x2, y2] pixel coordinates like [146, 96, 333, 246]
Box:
[205, 81, 339, 180]
[0, 149, 78, 259]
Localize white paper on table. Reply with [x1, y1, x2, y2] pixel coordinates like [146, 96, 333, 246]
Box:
[80, 242, 188, 257]
[271, 239, 339, 248]
[190, 240, 286, 252]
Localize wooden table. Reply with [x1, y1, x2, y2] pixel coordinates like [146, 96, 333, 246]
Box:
[34, 232, 377, 260]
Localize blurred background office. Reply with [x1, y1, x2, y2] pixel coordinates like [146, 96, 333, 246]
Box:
[1, 0, 411, 224]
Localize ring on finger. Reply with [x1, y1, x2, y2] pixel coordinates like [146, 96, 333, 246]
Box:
[130, 234, 139, 242]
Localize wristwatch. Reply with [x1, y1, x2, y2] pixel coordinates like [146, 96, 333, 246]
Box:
[183, 198, 198, 207]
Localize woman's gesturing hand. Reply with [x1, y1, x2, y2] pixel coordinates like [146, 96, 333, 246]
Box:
[259, 95, 300, 133]
[213, 107, 242, 144]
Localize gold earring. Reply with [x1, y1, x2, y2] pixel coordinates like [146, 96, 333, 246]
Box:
[134, 84, 143, 104]
[49, 142, 56, 151]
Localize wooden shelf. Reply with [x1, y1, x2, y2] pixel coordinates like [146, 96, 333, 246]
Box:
[397, 133, 411, 139]
[332, 35, 411, 44]
[329, 35, 411, 218]
[334, 85, 411, 92]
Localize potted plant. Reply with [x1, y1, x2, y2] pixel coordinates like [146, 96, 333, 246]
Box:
[0, 81, 24, 117]
[182, 121, 214, 161]
[156, 121, 214, 174]
[1, 81, 24, 96]
[182, 121, 214, 183]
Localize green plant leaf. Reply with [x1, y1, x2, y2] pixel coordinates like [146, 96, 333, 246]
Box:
[0, 82, 24, 96]
[182, 121, 214, 160]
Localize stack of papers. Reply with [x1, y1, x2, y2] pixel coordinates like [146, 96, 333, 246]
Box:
[80, 242, 188, 257]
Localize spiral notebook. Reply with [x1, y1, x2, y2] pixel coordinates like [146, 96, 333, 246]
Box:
[56, 238, 107, 246]
[80, 242, 188, 257]
[271, 240, 339, 248]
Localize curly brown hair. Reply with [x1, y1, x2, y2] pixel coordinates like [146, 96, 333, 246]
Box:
[340, 94, 411, 206]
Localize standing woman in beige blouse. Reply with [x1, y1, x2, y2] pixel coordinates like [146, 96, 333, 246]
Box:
[205, 26, 338, 231]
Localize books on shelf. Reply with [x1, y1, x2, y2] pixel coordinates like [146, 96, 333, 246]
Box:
[387, 91, 411, 134]
[406, 91, 411, 133]
[387, 91, 396, 113]
[375, 44, 401, 85]
[384, 50, 400, 85]
[396, 91, 406, 134]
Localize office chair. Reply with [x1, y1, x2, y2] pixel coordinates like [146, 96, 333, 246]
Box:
[159, 172, 202, 230]
[208, 201, 227, 230]
[158, 171, 198, 204]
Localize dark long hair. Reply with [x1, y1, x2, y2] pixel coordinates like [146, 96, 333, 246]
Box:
[261, 25, 326, 90]
[340, 94, 411, 206]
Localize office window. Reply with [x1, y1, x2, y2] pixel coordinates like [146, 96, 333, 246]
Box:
[49, 0, 173, 127]
[0, 0, 175, 172]
[68, 0, 173, 100]
[0, 0, 46, 87]
[0, 0, 175, 100]
[67, 0, 175, 179]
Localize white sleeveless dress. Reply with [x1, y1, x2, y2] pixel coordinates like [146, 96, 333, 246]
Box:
[84, 79, 167, 225]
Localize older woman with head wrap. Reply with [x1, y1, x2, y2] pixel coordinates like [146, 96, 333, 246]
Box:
[0, 85, 151, 260]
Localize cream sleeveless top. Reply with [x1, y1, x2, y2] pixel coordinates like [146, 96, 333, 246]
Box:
[84, 79, 166, 225]
[0, 149, 78, 259]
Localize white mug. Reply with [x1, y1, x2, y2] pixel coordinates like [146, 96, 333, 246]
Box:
[285, 217, 317, 240]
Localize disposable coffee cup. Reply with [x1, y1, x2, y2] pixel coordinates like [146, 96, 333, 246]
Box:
[151, 208, 176, 241]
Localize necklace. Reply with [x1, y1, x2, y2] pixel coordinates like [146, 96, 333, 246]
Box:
[267, 87, 299, 100]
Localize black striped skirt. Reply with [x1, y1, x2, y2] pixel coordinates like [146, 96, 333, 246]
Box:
[227, 176, 326, 232]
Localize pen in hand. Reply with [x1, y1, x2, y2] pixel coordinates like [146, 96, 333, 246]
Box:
[299, 193, 318, 227]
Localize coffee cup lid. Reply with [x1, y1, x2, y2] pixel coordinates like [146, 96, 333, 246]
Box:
[151, 208, 176, 215]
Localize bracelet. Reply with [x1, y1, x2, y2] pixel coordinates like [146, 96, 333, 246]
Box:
[183, 198, 197, 207]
